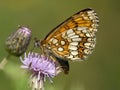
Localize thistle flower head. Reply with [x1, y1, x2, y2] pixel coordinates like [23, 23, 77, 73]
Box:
[5, 26, 31, 56]
[20, 52, 61, 90]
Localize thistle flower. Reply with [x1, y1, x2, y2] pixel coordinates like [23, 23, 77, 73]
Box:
[20, 52, 61, 90]
[5, 26, 31, 56]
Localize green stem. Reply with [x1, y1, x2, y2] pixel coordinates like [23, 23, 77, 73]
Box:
[0, 57, 8, 70]
[0, 54, 10, 70]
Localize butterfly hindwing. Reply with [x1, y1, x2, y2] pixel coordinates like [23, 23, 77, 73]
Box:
[41, 8, 99, 61]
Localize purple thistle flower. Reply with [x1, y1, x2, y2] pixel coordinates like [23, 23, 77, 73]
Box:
[20, 52, 61, 90]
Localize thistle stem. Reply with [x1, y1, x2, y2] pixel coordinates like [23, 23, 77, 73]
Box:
[0, 54, 10, 70]
[0, 57, 8, 70]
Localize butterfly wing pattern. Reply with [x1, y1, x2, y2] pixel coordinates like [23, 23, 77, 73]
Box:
[39, 8, 99, 74]
[41, 8, 99, 61]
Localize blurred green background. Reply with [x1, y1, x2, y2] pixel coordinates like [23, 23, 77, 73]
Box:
[0, 0, 120, 90]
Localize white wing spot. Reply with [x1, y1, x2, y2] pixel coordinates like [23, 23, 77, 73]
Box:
[61, 40, 65, 45]
[84, 43, 91, 48]
[67, 32, 75, 37]
[87, 38, 92, 42]
[82, 29, 88, 33]
[67, 54, 74, 59]
[58, 47, 64, 51]
[69, 35, 79, 39]
[70, 42, 79, 46]
[86, 33, 91, 37]
[66, 29, 73, 34]
[68, 45, 78, 50]
[84, 49, 92, 54]
[71, 51, 78, 55]
[72, 38, 82, 42]
[52, 38, 58, 44]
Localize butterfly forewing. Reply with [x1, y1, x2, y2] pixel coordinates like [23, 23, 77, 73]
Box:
[41, 8, 99, 61]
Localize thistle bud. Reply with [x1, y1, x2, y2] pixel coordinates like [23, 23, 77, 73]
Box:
[5, 26, 32, 56]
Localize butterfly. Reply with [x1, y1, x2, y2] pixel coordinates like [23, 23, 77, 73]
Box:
[35, 8, 99, 74]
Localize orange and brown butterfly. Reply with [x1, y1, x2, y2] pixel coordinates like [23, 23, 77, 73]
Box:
[35, 8, 99, 74]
